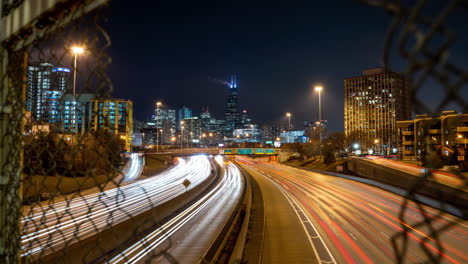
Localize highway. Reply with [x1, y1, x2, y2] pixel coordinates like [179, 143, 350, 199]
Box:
[237, 156, 467, 264]
[107, 155, 244, 264]
[21, 155, 212, 259]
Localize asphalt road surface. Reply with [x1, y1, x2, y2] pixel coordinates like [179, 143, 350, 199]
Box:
[237, 156, 467, 264]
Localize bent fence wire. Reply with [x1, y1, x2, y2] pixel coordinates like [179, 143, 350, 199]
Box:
[1, 0, 467, 264]
[362, 0, 468, 263]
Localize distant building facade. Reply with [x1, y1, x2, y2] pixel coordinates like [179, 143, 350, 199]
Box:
[61, 93, 95, 133]
[27, 63, 71, 126]
[280, 130, 308, 143]
[397, 111, 468, 160]
[225, 76, 240, 135]
[178, 106, 192, 129]
[90, 98, 133, 151]
[344, 68, 411, 151]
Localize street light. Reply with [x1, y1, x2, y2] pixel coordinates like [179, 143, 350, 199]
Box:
[314, 85, 323, 157]
[156, 101, 162, 152]
[374, 139, 379, 154]
[71, 46, 84, 135]
[180, 121, 184, 149]
[286, 112, 291, 131]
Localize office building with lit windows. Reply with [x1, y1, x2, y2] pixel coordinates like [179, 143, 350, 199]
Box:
[344, 68, 411, 152]
[90, 98, 133, 151]
[27, 63, 71, 126]
[61, 93, 95, 133]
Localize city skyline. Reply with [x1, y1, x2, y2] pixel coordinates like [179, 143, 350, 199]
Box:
[107, 1, 467, 132]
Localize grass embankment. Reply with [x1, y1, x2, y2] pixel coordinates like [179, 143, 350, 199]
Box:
[22, 172, 120, 203]
[142, 154, 173, 177]
[282, 157, 348, 173]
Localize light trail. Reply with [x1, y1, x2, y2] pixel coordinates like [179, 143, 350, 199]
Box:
[21, 155, 212, 259]
[108, 156, 243, 264]
[237, 156, 467, 264]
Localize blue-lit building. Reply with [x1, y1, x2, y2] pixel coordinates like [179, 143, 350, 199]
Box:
[61, 94, 95, 133]
[27, 63, 70, 127]
[178, 106, 192, 129]
[90, 98, 134, 151]
[280, 130, 308, 143]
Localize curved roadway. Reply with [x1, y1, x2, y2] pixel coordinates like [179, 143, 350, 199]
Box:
[21, 155, 212, 260]
[238, 156, 467, 264]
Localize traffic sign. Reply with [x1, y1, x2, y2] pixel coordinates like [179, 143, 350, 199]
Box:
[238, 148, 252, 155]
[265, 149, 275, 155]
[255, 148, 265, 154]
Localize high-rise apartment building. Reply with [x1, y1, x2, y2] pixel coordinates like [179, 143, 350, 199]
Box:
[155, 108, 176, 129]
[344, 68, 411, 152]
[177, 106, 192, 129]
[27, 63, 71, 125]
[61, 93, 95, 133]
[225, 75, 240, 135]
[90, 98, 133, 151]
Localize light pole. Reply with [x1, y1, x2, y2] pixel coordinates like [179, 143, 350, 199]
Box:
[180, 121, 184, 149]
[314, 85, 323, 157]
[155, 101, 162, 152]
[374, 139, 379, 155]
[71, 46, 84, 135]
[286, 113, 291, 131]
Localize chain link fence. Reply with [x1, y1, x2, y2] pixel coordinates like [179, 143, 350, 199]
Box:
[363, 0, 468, 263]
[0, 1, 187, 263]
[1, 0, 467, 263]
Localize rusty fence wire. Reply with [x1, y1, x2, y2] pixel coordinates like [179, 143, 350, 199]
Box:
[363, 0, 468, 263]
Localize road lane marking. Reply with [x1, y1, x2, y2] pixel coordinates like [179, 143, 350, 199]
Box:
[380, 231, 389, 239]
[264, 176, 337, 264]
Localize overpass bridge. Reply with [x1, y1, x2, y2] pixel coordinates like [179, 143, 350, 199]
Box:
[149, 148, 295, 162]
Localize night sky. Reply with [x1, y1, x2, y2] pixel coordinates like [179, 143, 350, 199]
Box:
[107, 1, 468, 132]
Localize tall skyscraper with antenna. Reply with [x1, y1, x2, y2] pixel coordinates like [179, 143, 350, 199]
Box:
[224, 75, 240, 136]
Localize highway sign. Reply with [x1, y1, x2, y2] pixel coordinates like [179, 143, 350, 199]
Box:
[238, 148, 252, 155]
[255, 148, 265, 154]
[265, 149, 275, 155]
[224, 149, 233, 154]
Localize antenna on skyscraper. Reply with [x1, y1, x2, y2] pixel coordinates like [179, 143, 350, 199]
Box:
[230, 75, 237, 88]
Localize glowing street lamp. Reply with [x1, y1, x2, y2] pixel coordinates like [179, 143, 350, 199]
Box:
[71, 46, 84, 96]
[314, 85, 323, 156]
[286, 112, 292, 131]
[70, 46, 84, 135]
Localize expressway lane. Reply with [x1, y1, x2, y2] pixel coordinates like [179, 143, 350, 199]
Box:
[107, 156, 244, 264]
[21, 155, 212, 260]
[241, 162, 321, 263]
[237, 156, 467, 264]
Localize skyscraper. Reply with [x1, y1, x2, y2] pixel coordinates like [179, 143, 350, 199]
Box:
[225, 75, 240, 135]
[344, 68, 411, 151]
[178, 106, 192, 129]
[27, 63, 71, 125]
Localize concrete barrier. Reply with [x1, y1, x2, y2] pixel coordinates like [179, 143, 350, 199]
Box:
[347, 158, 467, 214]
[228, 164, 252, 264]
[40, 158, 221, 263]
